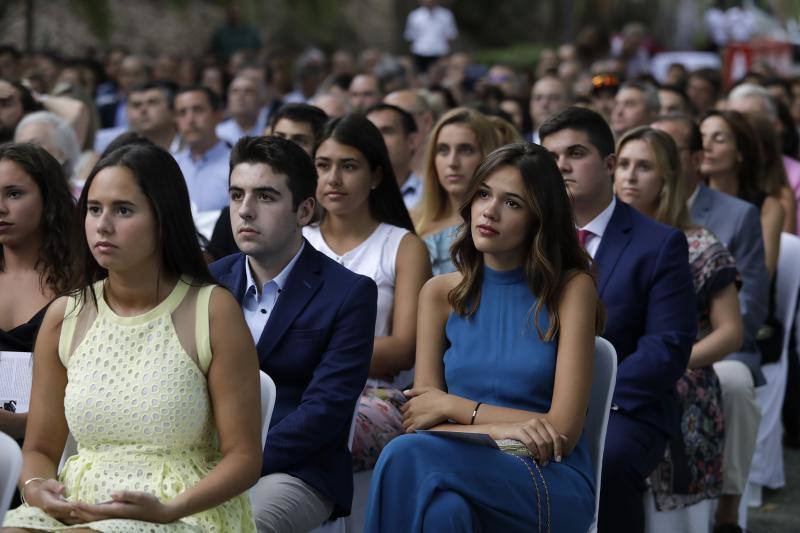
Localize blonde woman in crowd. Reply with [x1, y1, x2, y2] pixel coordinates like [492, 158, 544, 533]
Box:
[615, 126, 742, 512]
[415, 107, 502, 275]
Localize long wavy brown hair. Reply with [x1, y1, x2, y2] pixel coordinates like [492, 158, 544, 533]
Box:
[0, 143, 75, 296]
[448, 143, 605, 341]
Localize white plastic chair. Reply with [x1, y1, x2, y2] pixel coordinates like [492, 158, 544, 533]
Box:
[0, 431, 23, 523]
[644, 488, 714, 533]
[739, 232, 800, 526]
[259, 370, 277, 451]
[585, 337, 618, 533]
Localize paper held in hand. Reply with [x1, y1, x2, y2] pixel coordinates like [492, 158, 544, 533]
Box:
[416, 429, 533, 457]
[0, 351, 33, 413]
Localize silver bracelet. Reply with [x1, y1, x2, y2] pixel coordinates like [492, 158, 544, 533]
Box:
[20, 477, 46, 505]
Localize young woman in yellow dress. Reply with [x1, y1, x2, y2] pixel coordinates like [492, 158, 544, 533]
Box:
[3, 141, 262, 532]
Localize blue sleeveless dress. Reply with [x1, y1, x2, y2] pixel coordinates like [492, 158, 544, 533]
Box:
[363, 266, 595, 532]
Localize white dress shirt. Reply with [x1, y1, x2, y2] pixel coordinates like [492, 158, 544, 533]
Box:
[578, 196, 616, 259]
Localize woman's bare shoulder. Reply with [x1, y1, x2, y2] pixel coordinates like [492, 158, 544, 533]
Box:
[420, 272, 461, 305]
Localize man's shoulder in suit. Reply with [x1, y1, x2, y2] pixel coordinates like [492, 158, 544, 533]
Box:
[618, 199, 684, 246]
[699, 185, 758, 228]
[208, 245, 375, 294]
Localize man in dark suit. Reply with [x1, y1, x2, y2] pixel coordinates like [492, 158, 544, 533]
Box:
[541, 107, 697, 533]
[654, 115, 767, 533]
[210, 135, 377, 532]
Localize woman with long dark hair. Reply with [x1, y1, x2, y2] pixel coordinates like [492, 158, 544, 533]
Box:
[364, 143, 603, 531]
[700, 110, 784, 279]
[304, 114, 431, 471]
[3, 142, 261, 531]
[0, 143, 74, 440]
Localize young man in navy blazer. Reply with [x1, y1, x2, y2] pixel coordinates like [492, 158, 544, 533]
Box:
[541, 107, 697, 533]
[210, 135, 377, 532]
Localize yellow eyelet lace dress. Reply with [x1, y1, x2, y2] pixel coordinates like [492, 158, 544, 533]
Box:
[3, 278, 256, 532]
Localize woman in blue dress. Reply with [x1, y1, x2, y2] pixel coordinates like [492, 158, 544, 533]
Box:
[364, 142, 604, 532]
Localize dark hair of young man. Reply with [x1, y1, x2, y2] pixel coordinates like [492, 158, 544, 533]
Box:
[539, 106, 616, 158]
[175, 85, 223, 111]
[229, 135, 317, 211]
[130, 80, 178, 109]
[364, 102, 418, 136]
[268, 103, 329, 142]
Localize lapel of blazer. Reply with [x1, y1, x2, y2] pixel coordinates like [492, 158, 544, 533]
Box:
[255, 241, 323, 363]
[218, 254, 248, 306]
[594, 200, 634, 297]
[690, 184, 713, 228]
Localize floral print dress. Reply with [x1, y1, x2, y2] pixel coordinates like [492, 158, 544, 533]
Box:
[649, 227, 739, 510]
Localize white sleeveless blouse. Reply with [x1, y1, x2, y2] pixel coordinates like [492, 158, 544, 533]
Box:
[304, 223, 412, 388]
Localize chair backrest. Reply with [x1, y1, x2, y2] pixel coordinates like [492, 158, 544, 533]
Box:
[776, 233, 800, 350]
[259, 371, 277, 450]
[584, 337, 618, 531]
[0, 431, 22, 523]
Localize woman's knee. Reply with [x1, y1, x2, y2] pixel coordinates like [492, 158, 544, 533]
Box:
[422, 490, 475, 531]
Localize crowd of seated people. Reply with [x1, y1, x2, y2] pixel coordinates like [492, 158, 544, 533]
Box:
[4, 13, 800, 533]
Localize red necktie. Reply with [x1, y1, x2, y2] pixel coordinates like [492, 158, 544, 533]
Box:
[577, 229, 594, 249]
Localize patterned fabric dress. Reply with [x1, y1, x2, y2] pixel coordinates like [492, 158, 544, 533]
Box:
[649, 227, 738, 510]
[3, 278, 256, 532]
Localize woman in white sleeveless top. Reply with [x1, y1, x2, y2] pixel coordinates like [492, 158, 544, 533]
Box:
[304, 114, 431, 471]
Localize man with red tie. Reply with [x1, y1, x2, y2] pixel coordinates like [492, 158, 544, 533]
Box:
[541, 107, 697, 533]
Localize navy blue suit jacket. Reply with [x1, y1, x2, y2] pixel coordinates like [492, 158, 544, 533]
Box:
[210, 241, 377, 518]
[595, 201, 697, 438]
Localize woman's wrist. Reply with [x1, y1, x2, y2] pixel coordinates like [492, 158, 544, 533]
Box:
[162, 499, 184, 523]
[443, 395, 472, 425]
[21, 477, 46, 505]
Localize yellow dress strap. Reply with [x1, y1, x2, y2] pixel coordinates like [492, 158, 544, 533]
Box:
[195, 284, 216, 375]
[58, 290, 84, 367]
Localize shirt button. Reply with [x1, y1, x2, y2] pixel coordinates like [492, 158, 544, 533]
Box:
[260, 309, 267, 314]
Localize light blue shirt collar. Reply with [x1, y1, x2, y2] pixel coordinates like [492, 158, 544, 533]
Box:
[244, 241, 305, 296]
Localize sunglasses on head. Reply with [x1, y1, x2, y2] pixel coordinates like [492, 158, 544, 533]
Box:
[592, 74, 620, 89]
